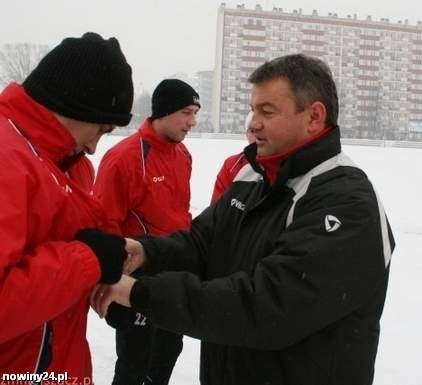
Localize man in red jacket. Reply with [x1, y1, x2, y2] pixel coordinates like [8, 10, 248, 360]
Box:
[211, 111, 255, 203]
[93, 79, 200, 385]
[0, 32, 133, 384]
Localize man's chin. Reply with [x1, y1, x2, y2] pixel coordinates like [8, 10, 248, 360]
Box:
[256, 144, 267, 157]
[69, 149, 84, 157]
[171, 135, 185, 143]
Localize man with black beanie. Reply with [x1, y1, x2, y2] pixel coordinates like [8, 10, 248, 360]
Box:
[93, 78, 200, 385]
[0, 32, 133, 383]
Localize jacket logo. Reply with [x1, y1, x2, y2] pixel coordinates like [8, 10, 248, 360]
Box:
[325, 215, 341, 232]
[152, 176, 165, 183]
[231, 198, 245, 211]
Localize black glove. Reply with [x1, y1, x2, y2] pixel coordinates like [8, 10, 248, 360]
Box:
[106, 277, 151, 330]
[75, 228, 127, 284]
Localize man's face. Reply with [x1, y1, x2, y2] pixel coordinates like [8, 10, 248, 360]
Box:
[246, 128, 256, 144]
[63, 119, 114, 155]
[155, 105, 199, 142]
[250, 77, 311, 157]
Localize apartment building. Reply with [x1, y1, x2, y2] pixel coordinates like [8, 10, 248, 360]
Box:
[213, 3, 422, 140]
[197, 70, 214, 132]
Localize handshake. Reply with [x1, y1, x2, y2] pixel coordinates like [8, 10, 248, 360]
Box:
[75, 228, 144, 284]
[75, 228, 143, 321]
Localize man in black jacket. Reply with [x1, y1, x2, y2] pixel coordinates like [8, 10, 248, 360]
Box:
[93, 53, 394, 385]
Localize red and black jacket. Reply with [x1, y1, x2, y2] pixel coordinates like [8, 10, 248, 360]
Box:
[131, 127, 394, 385]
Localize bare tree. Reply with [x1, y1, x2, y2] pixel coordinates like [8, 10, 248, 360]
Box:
[0, 43, 49, 87]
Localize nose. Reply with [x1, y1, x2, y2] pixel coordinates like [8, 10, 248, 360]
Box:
[84, 136, 101, 155]
[249, 113, 262, 133]
[187, 114, 197, 128]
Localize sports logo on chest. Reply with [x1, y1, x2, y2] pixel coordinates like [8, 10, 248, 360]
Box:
[231, 198, 245, 211]
[152, 175, 165, 183]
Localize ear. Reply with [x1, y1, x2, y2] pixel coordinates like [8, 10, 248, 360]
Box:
[307, 101, 327, 135]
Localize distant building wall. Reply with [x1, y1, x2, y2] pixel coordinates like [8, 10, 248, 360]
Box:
[213, 4, 422, 140]
[196, 70, 214, 132]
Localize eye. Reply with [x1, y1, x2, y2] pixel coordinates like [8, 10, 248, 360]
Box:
[262, 110, 274, 117]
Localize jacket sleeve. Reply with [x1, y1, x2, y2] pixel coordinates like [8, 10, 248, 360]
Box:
[0, 167, 101, 343]
[131, 177, 393, 350]
[93, 150, 137, 234]
[140, 203, 216, 276]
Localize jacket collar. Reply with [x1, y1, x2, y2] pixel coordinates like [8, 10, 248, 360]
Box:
[0, 83, 77, 165]
[286, 126, 341, 179]
[244, 127, 341, 189]
[138, 118, 179, 152]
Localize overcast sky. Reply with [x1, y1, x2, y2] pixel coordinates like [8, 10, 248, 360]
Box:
[0, 0, 420, 93]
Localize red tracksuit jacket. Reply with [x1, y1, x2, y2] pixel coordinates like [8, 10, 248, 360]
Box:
[93, 118, 192, 238]
[0, 83, 109, 384]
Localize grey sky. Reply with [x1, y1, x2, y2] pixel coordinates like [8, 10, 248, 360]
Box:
[0, 0, 420, 93]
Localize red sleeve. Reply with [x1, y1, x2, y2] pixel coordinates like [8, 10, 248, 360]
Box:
[93, 149, 139, 235]
[211, 153, 245, 204]
[211, 160, 233, 203]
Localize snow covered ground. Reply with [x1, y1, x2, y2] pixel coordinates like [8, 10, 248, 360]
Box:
[87, 135, 422, 385]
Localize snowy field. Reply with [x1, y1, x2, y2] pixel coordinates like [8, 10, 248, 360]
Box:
[87, 135, 422, 385]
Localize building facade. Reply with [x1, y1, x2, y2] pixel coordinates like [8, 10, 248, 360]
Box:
[213, 3, 422, 140]
[197, 70, 215, 132]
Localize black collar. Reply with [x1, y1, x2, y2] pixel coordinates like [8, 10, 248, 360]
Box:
[243, 126, 341, 189]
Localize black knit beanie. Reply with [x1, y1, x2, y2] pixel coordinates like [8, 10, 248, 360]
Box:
[23, 32, 134, 126]
[151, 79, 200, 120]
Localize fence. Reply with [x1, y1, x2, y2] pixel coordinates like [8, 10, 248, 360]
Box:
[111, 130, 422, 149]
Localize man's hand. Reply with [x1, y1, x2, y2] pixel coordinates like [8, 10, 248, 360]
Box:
[123, 238, 146, 274]
[91, 275, 136, 318]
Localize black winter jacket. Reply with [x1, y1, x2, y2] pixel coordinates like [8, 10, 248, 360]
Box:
[132, 127, 394, 385]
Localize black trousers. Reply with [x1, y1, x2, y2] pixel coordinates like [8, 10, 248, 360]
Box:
[112, 318, 183, 385]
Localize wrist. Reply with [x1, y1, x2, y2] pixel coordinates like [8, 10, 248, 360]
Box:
[124, 238, 147, 274]
[129, 277, 151, 312]
[75, 228, 126, 284]
[136, 236, 160, 274]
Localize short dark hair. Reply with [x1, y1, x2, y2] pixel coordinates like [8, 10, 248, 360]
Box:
[248, 54, 338, 127]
